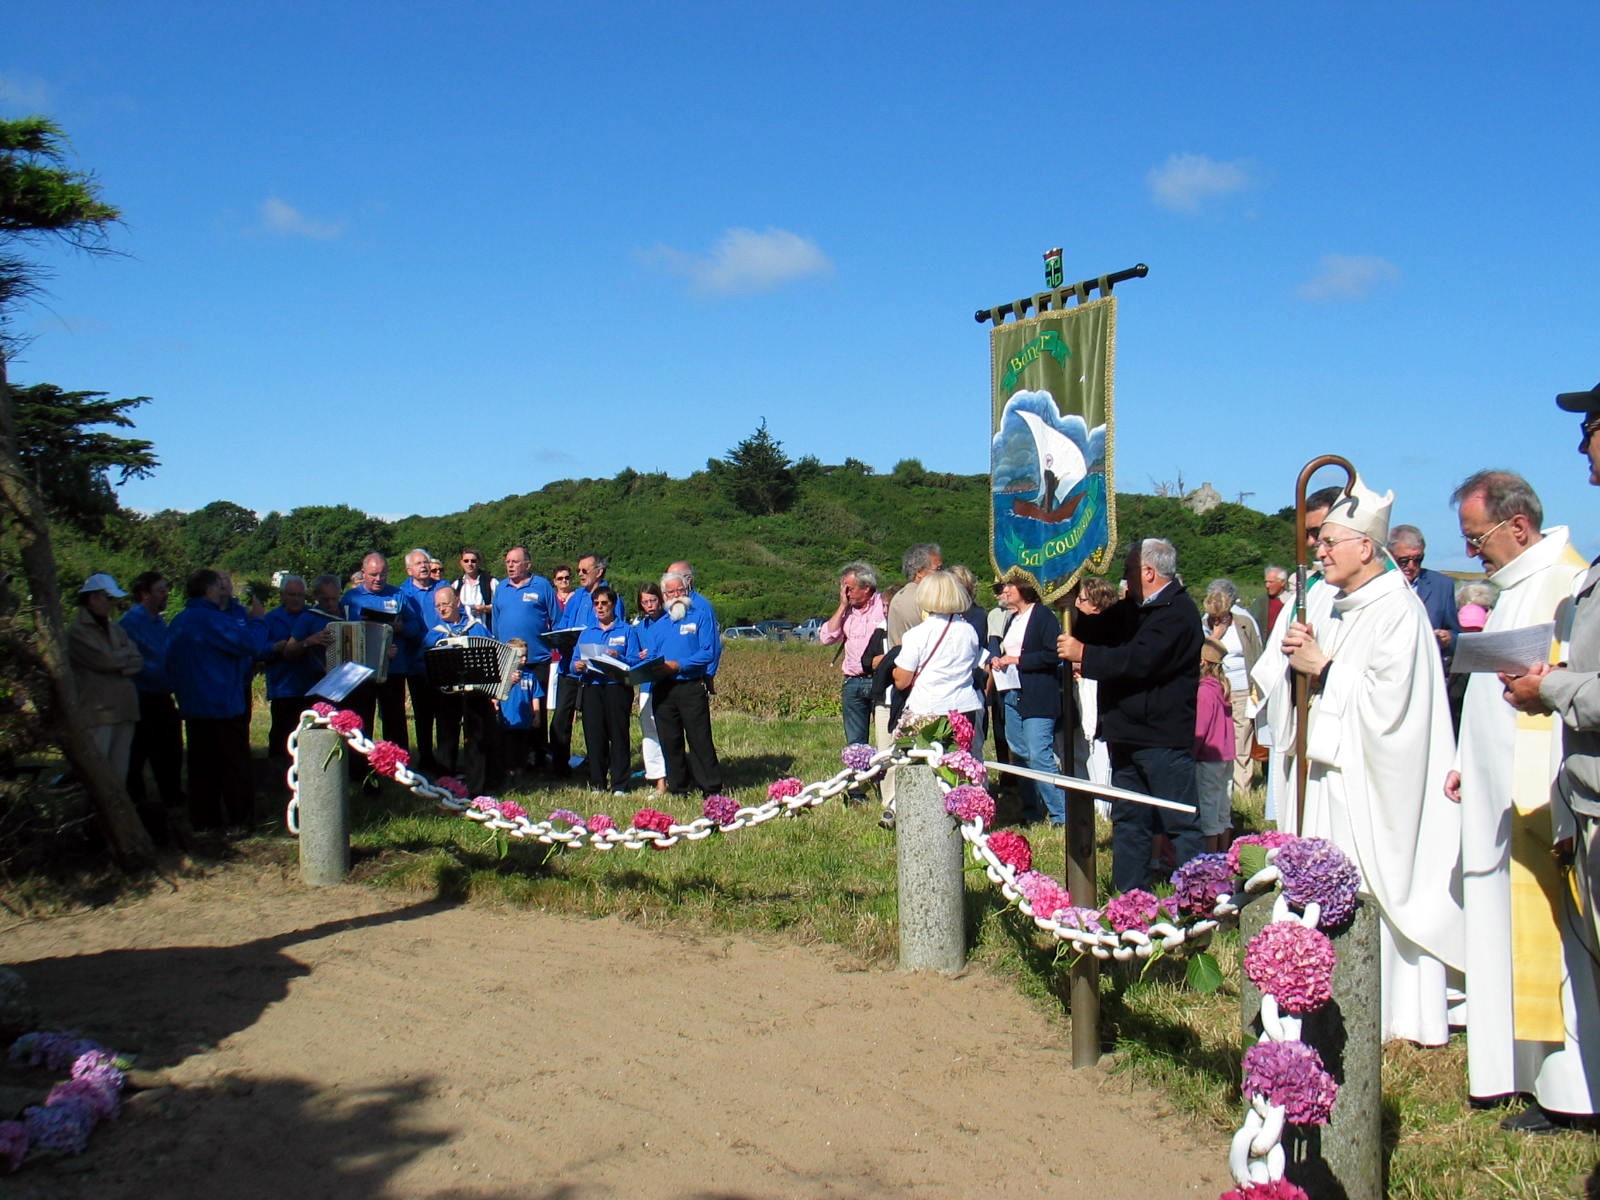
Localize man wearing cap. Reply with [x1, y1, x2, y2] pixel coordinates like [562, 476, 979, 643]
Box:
[1443, 469, 1599, 1132]
[1280, 477, 1463, 1045]
[1505, 381, 1600, 1016]
[67, 573, 144, 800]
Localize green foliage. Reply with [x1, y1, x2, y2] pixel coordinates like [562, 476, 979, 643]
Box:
[179, 499, 258, 569]
[0, 117, 120, 244]
[8, 383, 156, 531]
[236, 504, 393, 581]
[714, 418, 798, 516]
[1185, 950, 1224, 994]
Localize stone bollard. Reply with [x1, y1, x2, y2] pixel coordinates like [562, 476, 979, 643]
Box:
[297, 726, 350, 887]
[1240, 887, 1382, 1200]
[896, 761, 966, 972]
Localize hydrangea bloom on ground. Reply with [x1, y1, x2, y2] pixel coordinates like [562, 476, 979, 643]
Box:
[1170, 852, 1234, 916]
[841, 743, 878, 773]
[1244, 922, 1337, 1015]
[1015, 870, 1072, 920]
[588, 813, 616, 834]
[1241, 1040, 1339, 1125]
[703, 795, 739, 826]
[634, 808, 674, 834]
[45, 1078, 118, 1121]
[435, 776, 468, 799]
[985, 830, 1032, 874]
[767, 778, 803, 801]
[496, 800, 528, 822]
[1219, 1180, 1312, 1200]
[943, 785, 995, 825]
[0, 1120, 26, 1171]
[470, 796, 497, 813]
[548, 808, 583, 827]
[1105, 889, 1164, 933]
[9, 1033, 104, 1073]
[21, 1102, 94, 1157]
[1275, 837, 1361, 927]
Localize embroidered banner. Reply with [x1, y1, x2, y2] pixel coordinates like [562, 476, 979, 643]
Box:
[989, 296, 1117, 602]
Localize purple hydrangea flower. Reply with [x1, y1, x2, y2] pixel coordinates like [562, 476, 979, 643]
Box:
[46, 1077, 119, 1121]
[1242, 1039, 1339, 1125]
[548, 808, 583, 826]
[841, 743, 878, 774]
[1275, 837, 1361, 928]
[702, 795, 740, 826]
[1169, 852, 1235, 917]
[943, 785, 996, 825]
[1055, 906, 1105, 932]
[8, 1032, 104, 1073]
[0, 1120, 26, 1172]
[21, 1101, 95, 1156]
[767, 777, 804, 801]
[1244, 921, 1337, 1015]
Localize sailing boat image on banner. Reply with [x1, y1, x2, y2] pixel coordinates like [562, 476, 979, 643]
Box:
[989, 295, 1116, 602]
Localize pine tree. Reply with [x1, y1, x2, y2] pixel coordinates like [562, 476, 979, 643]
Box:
[715, 419, 798, 516]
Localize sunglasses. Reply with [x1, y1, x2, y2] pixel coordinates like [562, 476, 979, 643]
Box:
[1393, 554, 1423, 567]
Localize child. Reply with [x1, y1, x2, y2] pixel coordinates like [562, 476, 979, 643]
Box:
[1194, 637, 1234, 852]
[494, 638, 544, 787]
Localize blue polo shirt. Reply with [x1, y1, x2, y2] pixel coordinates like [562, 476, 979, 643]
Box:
[491, 575, 558, 661]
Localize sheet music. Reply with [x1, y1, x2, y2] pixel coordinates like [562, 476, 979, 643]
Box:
[1449, 622, 1556, 675]
[311, 660, 374, 702]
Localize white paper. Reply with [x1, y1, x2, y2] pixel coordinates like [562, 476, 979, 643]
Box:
[310, 659, 374, 702]
[1449, 622, 1556, 675]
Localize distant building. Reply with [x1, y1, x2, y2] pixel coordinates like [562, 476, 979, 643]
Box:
[1184, 481, 1223, 514]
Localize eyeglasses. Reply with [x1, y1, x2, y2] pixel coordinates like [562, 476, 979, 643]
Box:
[461, 557, 478, 564]
[1393, 554, 1423, 567]
[1583, 415, 1600, 442]
[554, 574, 571, 582]
[1313, 535, 1367, 552]
[1463, 518, 1509, 551]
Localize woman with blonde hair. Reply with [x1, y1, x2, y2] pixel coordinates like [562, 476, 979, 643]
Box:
[892, 570, 985, 725]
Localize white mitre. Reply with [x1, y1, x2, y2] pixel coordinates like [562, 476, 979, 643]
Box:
[1321, 474, 1393, 544]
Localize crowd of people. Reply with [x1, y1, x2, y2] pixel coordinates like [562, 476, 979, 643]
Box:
[63, 380, 1600, 1135]
[69, 548, 727, 840]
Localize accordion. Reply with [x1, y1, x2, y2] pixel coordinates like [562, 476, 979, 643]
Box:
[325, 620, 395, 684]
[425, 636, 521, 701]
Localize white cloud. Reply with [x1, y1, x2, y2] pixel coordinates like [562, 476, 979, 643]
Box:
[1296, 253, 1401, 301]
[1146, 153, 1254, 213]
[0, 72, 53, 111]
[259, 197, 345, 240]
[638, 227, 834, 295]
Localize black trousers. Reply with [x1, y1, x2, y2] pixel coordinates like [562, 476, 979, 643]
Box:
[185, 714, 253, 830]
[433, 688, 463, 773]
[549, 673, 581, 773]
[406, 673, 439, 768]
[581, 683, 634, 791]
[128, 690, 184, 806]
[268, 696, 307, 762]
[346, 675, 409, 777]
[653, 677, 722, 795]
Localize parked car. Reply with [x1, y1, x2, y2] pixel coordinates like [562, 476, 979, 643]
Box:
[722, 626, 767, 641]
[794, 617, 824, 642]
[755, 620, 795, 641]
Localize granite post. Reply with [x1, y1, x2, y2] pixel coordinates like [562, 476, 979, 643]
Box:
[297, 726, 350, 887]
[896, 762, 966, 972]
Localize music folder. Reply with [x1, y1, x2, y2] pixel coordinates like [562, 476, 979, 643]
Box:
[538, 626, 586, 651]
[582, 652, 674, 687]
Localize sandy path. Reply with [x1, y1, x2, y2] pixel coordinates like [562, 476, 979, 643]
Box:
[2, 858, 1230, 1199]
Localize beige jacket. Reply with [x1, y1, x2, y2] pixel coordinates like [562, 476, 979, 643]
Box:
[68, 608, 143, 726]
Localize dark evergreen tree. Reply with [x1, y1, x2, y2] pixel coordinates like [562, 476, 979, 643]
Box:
[715, 418, 797, 516]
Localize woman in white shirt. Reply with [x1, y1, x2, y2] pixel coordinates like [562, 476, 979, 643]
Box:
[892, 571, 985, 723]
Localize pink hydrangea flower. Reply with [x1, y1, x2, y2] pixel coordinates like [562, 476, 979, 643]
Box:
[548, 808, 583, 827]
[985, 829, 1032, 874]
[45, 1077, 119, 1121]
[311, 701, 336, 717]
[470, 795, 497, 813]
[328, 708, 364, 735]
[498, 800, 528, 822]
[1220, 1180, 1313, 1200]
[1244, 921, 1337, 1015]
[1227, 831, 1295, 877]
[633, 808, 674, 834]
[943, 785, 996, 825]
[703, 795, 740, 826]
[1242, 1039, 1339, 1125]
[1104, 889, 1164, 933]
[435, 776, 469, 799]
[1056, 906, 1104, 932]
[588, 813, 616, 834]
[939, 750, 987, 785]
[368, 741, 409, 778]
[947, 710, 975, 753]
[1016, 870, 1073, 920]
[767, 777, 804, 801]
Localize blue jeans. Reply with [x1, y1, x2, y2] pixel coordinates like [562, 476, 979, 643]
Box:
[841, 675, 874, 746]
[1109, 743, 1203, 893]
[1002, 690, 1062, 824]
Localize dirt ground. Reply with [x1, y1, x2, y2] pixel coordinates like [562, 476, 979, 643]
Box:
[2, 853, 1232, 1199]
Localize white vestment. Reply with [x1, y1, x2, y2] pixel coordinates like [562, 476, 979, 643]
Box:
[1252, 575, 1337, 832]
[1302, 569, 1464, 1045]
[1455, 527, 1600, 1110]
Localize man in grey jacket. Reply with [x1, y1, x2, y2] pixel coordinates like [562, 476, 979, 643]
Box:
[1504, 379, 1600, 973]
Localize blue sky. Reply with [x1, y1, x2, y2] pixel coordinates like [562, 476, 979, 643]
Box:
[5, 3, 1598, 573]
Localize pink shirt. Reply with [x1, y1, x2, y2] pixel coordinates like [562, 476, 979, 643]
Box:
[1194, 675, 1234, 763]
[818, 592, 887, 676]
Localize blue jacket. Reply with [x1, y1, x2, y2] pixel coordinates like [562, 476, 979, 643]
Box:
[1409, 568, 1461, 661]
[397, 577, 446, 675]
[575, 620, 643, 685]
[556, 587, 628, 676]
[289, 606, 341, 679]
[261, 605, 320, 700]
[690, 591, 722, 677]
[492, 575, 558, 662]
[652, 604, 719, 681]
[168, 597, 260, 719]
[422, 613, 491, 650]
[120, 603, 173, 694]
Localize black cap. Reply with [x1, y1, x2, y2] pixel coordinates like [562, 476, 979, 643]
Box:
[1556, 381, 1600, 414]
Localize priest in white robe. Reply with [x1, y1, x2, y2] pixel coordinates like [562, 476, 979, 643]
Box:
[1446, 469, 1600, 1131]
[1281, 477, 1464, 1045]
[1251, 485, 1345, 833]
